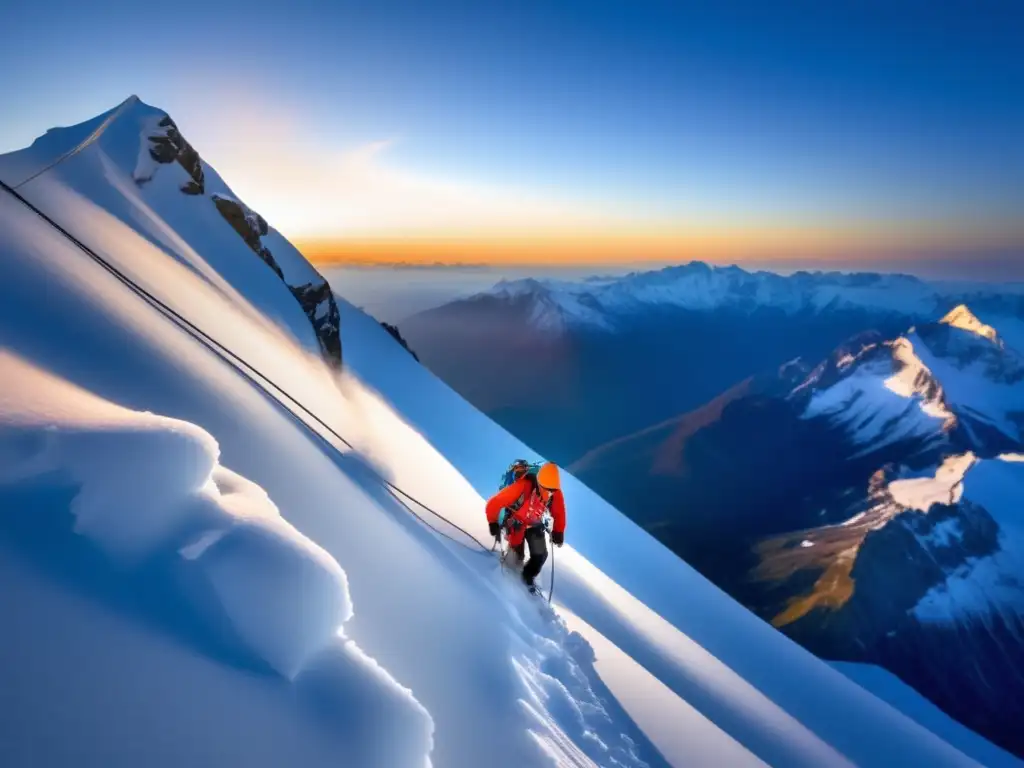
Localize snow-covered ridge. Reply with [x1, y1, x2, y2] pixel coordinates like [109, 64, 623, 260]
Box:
[905, 453, 1024, 624]
[0, 95, 341, 367]
[796, 334, 954, 457]
[473, 263, 972, 330]
[796, 306, 1024, 453]
[942, 305, 1000, 343]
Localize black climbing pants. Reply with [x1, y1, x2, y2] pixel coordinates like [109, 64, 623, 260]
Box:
[509, 526, 548, 585]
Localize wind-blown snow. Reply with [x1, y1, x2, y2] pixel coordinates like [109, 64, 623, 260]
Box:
[0, 95, 1013, 767]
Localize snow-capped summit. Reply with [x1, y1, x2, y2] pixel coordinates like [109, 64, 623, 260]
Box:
[0, 95, 341, 367]
[796, 306, 1024, 455]
[941, 304, 1000, 343]
[486, 276, 613, 331]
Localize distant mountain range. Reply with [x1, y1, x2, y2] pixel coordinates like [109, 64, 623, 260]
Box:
[402, 262, 1024, 463]
[402, 266, 1024, 758]
[571, 303, 1024, 758]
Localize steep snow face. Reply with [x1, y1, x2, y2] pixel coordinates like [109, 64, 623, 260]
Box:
[797, 335, 953, 457]
[473, 263, 957, 331]
[942, 305, 1000, 343]
[912, 455, 1024, 623]
[0, 179, 663, 768]
[912, 321, 1024, 446]
[794, 308, 1024, 456]
[0, 95, 341, 367]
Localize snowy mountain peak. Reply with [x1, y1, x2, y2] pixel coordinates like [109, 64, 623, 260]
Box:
[486, 276, 611, 330]
[941, 304, 1000, 343]
[470, 262, 954, 331]
[796, 330, 955, 457]
[0, 95, 342, 367]
[795, 304, 1024, 459]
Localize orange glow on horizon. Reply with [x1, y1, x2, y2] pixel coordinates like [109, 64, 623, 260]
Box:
[297, 224, 1024, 267]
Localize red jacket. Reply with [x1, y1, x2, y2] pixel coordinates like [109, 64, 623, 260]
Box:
[486, 476, 566, 546]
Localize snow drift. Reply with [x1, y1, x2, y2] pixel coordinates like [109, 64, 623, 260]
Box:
[0, 351, 433, 764]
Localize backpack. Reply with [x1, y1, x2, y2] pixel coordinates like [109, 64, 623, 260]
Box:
[497, 459, 550, 529]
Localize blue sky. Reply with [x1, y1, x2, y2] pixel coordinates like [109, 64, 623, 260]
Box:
[1, 0, 1022, 273]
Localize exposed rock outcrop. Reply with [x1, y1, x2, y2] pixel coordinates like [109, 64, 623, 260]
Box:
[146, 116, 205, 194]
[381, 322, 419, 361]
[136, 116, 342, 368]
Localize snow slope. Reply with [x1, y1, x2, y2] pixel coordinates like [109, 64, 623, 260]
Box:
[796, 306, 1024, 456]
[910, 454, 1024, 624]
[0, 95, 340, 366]
[798, 335, 954, 456]
[0, 97, 1015, 767]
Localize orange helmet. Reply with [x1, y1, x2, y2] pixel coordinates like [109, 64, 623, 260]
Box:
[536, 462, 561, 491]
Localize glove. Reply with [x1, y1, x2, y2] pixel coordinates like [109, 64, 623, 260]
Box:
[551, 530, 564, 547]
[489, 522, 501, 539]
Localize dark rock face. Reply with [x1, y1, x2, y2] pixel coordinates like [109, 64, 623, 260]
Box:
[211, 195, 285, 281]
[782, 500, 1001, 655]
[213, 193, 341, 366]
[381, 322, 419, 361]
[777, 498, 1023, 757]
[147, 116, 205, 195]
[289, 281, 342, 367]
[872, 609, 1024, 759]
[137, 113, 343, 369]
[209, 193, 341, 366]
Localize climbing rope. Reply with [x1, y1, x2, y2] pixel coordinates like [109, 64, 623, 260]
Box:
[0, 179, 497, 557]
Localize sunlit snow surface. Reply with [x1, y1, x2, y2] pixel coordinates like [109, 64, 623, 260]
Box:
[0, 96, 1017, 767]
[889, 453, 977, 512]
[911, 455, 1024, 626]
[800, 338, 952, 455]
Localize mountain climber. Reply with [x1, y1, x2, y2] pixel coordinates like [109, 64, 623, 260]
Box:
[486, 460, 566, 590]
